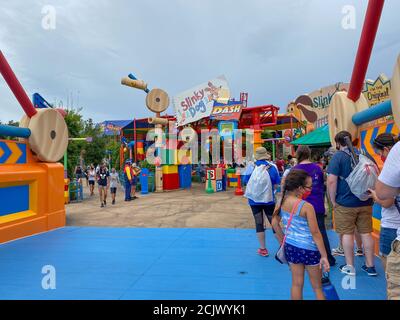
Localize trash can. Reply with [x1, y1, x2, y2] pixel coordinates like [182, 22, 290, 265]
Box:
[140, 168, 149, 194]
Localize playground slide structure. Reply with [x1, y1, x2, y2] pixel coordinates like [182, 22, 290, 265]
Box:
[0, 51, 68, 244]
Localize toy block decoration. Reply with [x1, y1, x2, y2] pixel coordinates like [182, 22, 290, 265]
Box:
[206, 169, 216, 181]
[215, 167, 223, 180]
[204, 178, 223, 192]
[216, 180, 223, 192]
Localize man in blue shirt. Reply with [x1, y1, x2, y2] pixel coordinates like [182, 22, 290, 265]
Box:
[327, 131, 376, 276]
[245, 147, 281, 257]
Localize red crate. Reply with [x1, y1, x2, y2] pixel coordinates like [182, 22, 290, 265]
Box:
[163, 173, 180, 190]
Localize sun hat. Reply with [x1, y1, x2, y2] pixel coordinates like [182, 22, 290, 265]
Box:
[255, 147, 269, 161]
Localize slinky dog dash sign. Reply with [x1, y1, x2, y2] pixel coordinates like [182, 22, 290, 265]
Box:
[173, 76, 230, 126]
[210, 101, 243, 121]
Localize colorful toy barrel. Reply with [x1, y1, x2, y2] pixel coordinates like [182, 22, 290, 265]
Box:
[226, 168, 237, 187]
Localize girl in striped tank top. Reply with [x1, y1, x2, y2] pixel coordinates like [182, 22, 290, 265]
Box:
[272, 169, 330, 300]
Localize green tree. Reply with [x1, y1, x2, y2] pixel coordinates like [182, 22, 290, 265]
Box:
[261, 130, 274, 155]
[105, 139, 121, 170]
[0, 120, 20, 140]
[63, 108, 85, 178]
[82, 118, 106, 167]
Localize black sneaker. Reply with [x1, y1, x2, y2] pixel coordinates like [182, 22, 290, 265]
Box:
[101, 203, 104, 208]
[356, 248, 364, 256]
[361, 265, 377, 276]
[112, 200, 115, 205]
[104, 200, 107, 205]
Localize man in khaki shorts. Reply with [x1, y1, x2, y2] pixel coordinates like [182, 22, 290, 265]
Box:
[375, 141, 400, 300]
[327, 131, 376, 276]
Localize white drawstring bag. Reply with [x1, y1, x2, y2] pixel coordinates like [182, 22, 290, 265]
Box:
[244, 164, 273, 203]
[345, 154, 379, 201]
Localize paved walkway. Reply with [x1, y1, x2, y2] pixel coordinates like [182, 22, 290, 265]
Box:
[67, 183, 255, 229]
[0, 227, 386, 300]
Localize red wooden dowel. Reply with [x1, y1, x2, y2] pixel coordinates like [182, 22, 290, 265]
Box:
[348, 0, 385, 102]
[0, 50, 37, 118]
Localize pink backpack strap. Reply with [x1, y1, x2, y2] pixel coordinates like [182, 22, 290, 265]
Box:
[282, 199, 303, 246]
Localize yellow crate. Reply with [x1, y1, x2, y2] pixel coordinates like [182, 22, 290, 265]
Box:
[178, 149, 192, 165]
[162, 165, 178, 174]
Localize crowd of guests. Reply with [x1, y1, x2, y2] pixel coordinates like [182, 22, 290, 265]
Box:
[73, 160, 141, 207]
[245, 131, 400, 300]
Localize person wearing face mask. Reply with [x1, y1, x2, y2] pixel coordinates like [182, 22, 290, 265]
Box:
[288, 146, 336, 267]
[367, 134, 400, 273]
[272, 169, 330, 300]
[327, 131, 376, 277]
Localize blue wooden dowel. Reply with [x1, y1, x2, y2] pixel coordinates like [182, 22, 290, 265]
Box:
[0, 124, 31, 138]
[128, 73, 137, 80]
[352, 100, 392, 126]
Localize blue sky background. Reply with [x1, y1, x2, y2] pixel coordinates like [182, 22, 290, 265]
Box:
[1, 0, 400, 123]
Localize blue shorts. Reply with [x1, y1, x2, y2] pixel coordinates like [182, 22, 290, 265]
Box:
[284, 243, 321, 266]
[379, 227, 398, 256]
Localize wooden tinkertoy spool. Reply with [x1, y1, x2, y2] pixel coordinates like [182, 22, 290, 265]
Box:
[121, 73, 171, 192]
[0, 51, 69, 163]
[328, 0, 400, 144]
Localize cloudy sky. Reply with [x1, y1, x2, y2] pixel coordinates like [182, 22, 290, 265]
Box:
[1, 0, 400, 123]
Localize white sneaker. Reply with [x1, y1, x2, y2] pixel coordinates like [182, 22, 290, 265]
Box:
[332, 246, 345, 256]
[339, 264, 356, 276]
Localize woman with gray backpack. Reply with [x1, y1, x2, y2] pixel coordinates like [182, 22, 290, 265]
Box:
[244, 147, 281, 257]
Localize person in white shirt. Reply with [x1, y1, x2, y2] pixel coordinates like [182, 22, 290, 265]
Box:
[109, 168, 120, 205]
[368, 134, 400, 272]
[88, 164, 96, 196]
[375, 138, 400, 300]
